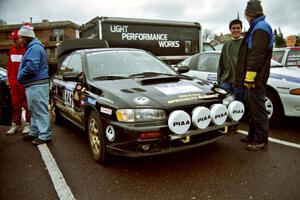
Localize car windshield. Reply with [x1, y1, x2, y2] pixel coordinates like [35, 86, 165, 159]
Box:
[196, 53, 220, 72]
[272, 51, 285, 63]
[86, 50, 177, 80]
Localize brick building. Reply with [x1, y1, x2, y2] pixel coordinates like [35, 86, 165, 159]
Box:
[0, 20, 80, 69]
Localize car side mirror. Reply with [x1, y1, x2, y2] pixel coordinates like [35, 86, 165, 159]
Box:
[63, 72, 79, 82]
[177, 66, 190, 74]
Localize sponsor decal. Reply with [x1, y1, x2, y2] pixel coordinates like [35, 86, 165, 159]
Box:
[167, 93, 218, 104]
[105, 126, 116, 142]
[207, 74, 217, 81]
[74, 91, 79, 101]
[155, 82, 203, 96]
[87, 97, 96, 105]
[76, 85, 82, 90]
[192, 106, 211, 129]
[109, 24, 180, 48]
[210, 104, 228, 125]
[101, 107, 112, 115]
[133, 96, 149, 105]
[105, 125, 115, 141]
[168, 110, 191, 135]
[228, 101, 245, 121]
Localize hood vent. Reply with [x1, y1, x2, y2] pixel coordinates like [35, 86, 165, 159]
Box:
[140, 76, 180, 85]
[121, 88, 146, 93]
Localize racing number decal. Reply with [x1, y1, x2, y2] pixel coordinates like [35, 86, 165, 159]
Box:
[64, 83, 77, 109]
[64, 89, 74, 108]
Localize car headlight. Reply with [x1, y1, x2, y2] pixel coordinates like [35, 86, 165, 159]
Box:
[222, 95, 234, 106]
[116, 109, 166, 122]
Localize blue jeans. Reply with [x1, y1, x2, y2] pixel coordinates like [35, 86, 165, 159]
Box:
[245, 86, 268, 143]
[25, 83, 51, 140]
[221, 82, 245, 102]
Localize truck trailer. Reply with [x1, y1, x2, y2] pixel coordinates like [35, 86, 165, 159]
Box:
[79, 16, 202, 64]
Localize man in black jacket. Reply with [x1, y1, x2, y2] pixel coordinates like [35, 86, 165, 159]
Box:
[235, 0, 273, 150]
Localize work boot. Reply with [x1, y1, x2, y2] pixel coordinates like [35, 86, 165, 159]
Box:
[246, 143, 268, 151]
[32, 138, 52, 145]
[6, 123, 18, 135]
[22, 122, 30, 134]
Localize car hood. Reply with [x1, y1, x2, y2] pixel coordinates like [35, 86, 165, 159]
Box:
[270, 67, 300, 84]
[89, 76, 220, 109]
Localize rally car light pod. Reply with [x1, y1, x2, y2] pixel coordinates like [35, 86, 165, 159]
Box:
[210, 104, 228, 125]
[222, 95, 234, 106]
[192, 106, 211, 129]
[227, 101, 245, 121]
[168, 110, 191, 135]
[290, 88, 300, 95]
[116, 109, 166, 122]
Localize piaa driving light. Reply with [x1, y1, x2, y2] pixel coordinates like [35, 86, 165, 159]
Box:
[116, 109, 166, 122]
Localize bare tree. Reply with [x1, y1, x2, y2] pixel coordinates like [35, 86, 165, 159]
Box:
[0, 19, 7, 25]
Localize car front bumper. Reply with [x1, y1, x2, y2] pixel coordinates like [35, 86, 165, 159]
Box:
[105, 120, 239, 157]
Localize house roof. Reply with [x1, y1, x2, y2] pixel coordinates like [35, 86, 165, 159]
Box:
[0, 20, 80, 32]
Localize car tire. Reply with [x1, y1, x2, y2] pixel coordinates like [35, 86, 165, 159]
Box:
[87, 110, 109, 164]
[265, 89, 284, 125]
[50, 95, 63, 124]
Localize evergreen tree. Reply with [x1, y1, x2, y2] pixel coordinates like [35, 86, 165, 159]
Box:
[274, 28, 285, 47]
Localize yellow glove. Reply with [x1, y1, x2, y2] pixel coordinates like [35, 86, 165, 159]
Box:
[244, 71, 257, 89]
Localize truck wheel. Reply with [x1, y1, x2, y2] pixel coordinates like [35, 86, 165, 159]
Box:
[87, 110, 109, 164]
[265, 90, 284, 125]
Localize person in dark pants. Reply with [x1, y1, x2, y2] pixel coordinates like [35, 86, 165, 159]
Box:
[235, 0, 273, 150]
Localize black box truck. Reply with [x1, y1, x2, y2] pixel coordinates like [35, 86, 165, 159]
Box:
[79, 16, 202, 64]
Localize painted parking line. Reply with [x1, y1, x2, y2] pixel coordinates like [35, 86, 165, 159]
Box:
[38, 144, 76, 200]
[237, 130, 300, 149]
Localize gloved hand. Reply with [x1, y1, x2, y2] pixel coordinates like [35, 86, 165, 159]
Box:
[244, 71, 257, 89]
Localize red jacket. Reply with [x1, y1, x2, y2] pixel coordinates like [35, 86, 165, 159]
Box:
[7, 45, 26, 85]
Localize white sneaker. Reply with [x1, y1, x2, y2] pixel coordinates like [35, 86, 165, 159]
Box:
[22, 122, 30, 134]
[6, 123, 18, 135]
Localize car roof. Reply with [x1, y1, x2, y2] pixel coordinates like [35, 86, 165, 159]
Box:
[273, 47, 300, 51]
[75, 48, 146, 54]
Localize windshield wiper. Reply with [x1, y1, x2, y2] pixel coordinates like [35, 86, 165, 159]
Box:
[129, 72, 175, 78]
[92, 75, 128, 80]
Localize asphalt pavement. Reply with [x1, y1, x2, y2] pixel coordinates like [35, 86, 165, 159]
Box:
[0, 117, 300, 200]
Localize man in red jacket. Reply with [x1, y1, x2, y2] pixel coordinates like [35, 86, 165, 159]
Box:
[6, 30, 30, 135]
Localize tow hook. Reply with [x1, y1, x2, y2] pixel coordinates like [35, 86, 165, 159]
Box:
[180, 135, 190, 143]
[218, 126, 228, 134]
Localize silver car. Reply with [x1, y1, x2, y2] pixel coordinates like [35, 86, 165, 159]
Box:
[177, 51, 300, 124]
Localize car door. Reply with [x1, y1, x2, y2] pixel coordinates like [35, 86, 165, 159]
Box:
[53, 53, 84, 124]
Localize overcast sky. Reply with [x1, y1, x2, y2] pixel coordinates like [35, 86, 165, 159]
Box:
[0, 0, 299, 37]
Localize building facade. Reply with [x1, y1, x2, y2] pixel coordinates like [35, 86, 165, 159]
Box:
[0, 20, 80, 69]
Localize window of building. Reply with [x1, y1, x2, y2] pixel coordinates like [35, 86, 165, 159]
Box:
[50, 29, 64, 41]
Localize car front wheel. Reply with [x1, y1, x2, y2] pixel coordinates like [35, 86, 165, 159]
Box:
[88, 110, 109, 164]
[265, 90, 284, 125]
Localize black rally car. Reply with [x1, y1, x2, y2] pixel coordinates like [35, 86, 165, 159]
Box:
[50, 39, 244, 164]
